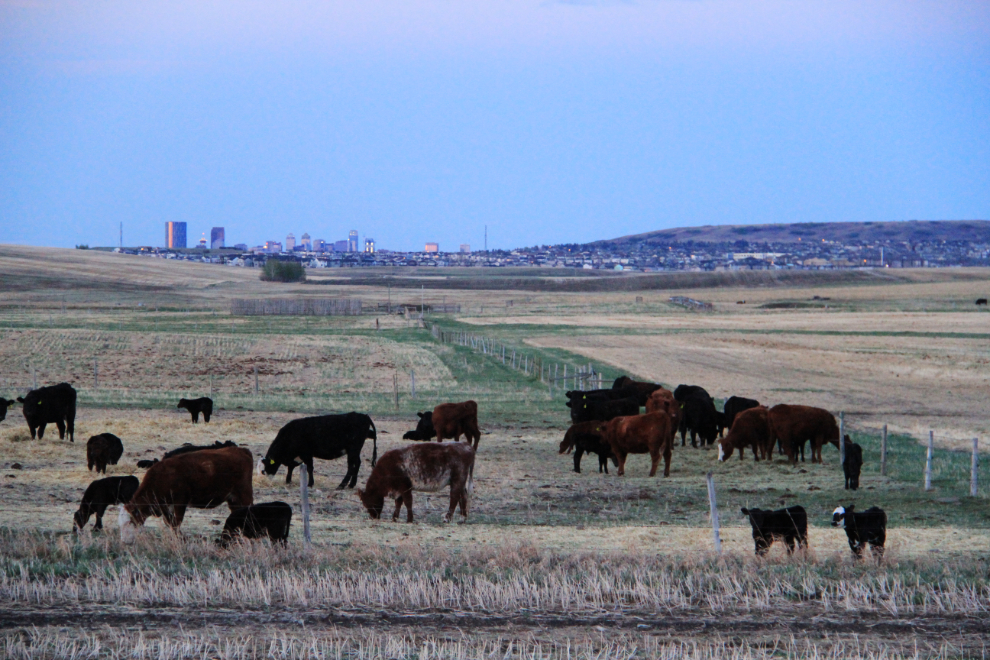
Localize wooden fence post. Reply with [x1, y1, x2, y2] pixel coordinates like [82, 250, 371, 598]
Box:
[254, 366, 259, 394]
[971, 438, 979, 497]
[299, 464, 311, 547]
[839, 412, 845, 466]
[924, 430, 934, 491]
[706, 472, 722, 554]
[31, 366, 37, 390]
[880, 424, 888, 476]
[393, 373, 399, 410]
[410, 370, 416, 398]
[92, 360, 97, 389]
[209, 374, 213, 399]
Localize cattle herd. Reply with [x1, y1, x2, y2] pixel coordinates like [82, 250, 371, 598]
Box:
[0, 376, 888, 558]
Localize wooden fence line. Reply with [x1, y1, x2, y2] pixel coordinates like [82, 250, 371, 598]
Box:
[231, 298, 363, 316]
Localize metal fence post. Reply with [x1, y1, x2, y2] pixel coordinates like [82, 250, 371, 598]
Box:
[706, 472, 722, 554]
[880, 424, 888, 476]
[971, 438, 979, 497]
[299, 464, 311, 547]
[924, 430, 934, 491]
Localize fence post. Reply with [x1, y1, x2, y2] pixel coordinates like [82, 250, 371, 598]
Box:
[393, 373, 399, 410]
[299, 464, 311, 547]
[410, 370, 416, 399]
[880, 424, 888, 476]
[92, 360, 97, 389]
[563, 365, 567, 388]
[209, 374, 213, 399]
[254, 366, 259, 394]
[31, 366, 37, 390]
[924, 430, 934, 491]
[839, 412, 845, 466]
[971, 438, 979, 497]
[706, 472, 722, 554]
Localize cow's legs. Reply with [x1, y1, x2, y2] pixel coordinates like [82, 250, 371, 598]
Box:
[663, 444, 671, 477]
[392, 497, 404, 522]
[598, 452, 608, 474]
[648, 448, 660, 477]
[679, 420, 687, 446]
[573, 448, 584, 473]
[36, 423, 46, 440]
[344, 452, 361, 489]
[445, 487, 460, 522]
[191, 411, 199, 423]
[55, 420, 66, 439]
[93, 504, 108, 531]
[402, 491, 414, 522]
[304, 458, 316, 488]
[784, 535, 796, 554]
[616, 452, 628, 476]
[203, 412, 211, 423]
[870, 543, 884, 561]
[458, 488, 468, 519]
[285, 463, 296, 484]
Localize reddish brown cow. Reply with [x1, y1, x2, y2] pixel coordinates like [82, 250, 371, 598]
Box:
[357, 443, 475, 523]
[768, 404, 839, 464]
[603, 412, 672, 477]
[645, 389, 681, 445]
[718, 406, 770, 462]
[120, 445, 254, 543]
[432, 401, 480, 449]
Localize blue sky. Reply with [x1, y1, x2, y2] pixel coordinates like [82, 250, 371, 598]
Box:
[1, 1, 988, 251]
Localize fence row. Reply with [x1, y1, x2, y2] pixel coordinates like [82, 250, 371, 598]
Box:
[230, 298, 363, 316]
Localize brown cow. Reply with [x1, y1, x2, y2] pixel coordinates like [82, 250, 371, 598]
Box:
[357, 442, 475, 523]
[645, 389, 681, 445]
[717, 406, 770, 462]
[432, 401, 480, 449]
[603, 412, 672, 477]
[768, 404, 839, 464]
[119, 445, 254, 543]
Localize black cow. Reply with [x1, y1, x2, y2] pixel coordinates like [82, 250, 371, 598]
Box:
[567, 396, 639, 424]
[218, 501, 293, 547]
[86, 433, 124, 473]
[17, 383, 77, 441]
[832, 505, 886, 560]
[673, 384, 711, 403]
[842, 435, 864, 490]
[0, 398, 14, 422]
[260, 412, 377, 489]
[177, 397, 213, 423]
[136, 440, 238, 469]
[402, 411, 437, 441]
[977, 298, 987, 305]
[610, 376, 664, 406]
[723, 396, 760, 432]
[73, 476, 139, 531]
[558, 421, 617, 474]
[679, 395, 719, 447]
[740, 505, 809, 556]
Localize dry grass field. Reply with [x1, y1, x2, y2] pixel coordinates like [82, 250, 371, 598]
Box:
[0, 246, 988, 658]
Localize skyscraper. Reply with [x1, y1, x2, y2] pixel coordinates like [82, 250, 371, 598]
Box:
[210, 227, 225, 249]
[165, 222, 187, 249]
[348, 230, 358, 252]
[286, 233, 296, 251]
[301, 233, 311, 251]
[364, 238, 375, 253]
[424, 242, 439, 253]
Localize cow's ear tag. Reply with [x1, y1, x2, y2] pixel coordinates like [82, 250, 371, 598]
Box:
[269, 459, 275, 464]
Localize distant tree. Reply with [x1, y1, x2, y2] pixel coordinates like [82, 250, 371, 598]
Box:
[75, 244, 89, 250]
[260, 259, 306, 283]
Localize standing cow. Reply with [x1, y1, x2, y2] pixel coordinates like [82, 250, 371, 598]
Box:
[842, 435, 864, 490]
[741, 506, 808, 556]
[603, 411, 673, 477]
[177, 397, 213, 423]
[119, 445, 254, 543]
[430, 401, 481, 448]
[358, 443, 475, 523]
[718, 406, 770, 462]
[74, 475, 140, 531]
[646, 389, 682, 446]
[832, 505, 886, 560]
[768, 404, 839, 464]
[558, 421, 616, 473]
[610, 376, 664, 406]
[17, 383, 77, 441]
[722, 396, 760, 432]
[0, 398, 15, 422]
[86, 433, 124, 473]
[260, 412, 377, 488]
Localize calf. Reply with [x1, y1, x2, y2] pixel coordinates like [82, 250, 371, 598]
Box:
[0, 398, 14, 422]
[73, 476, 139, 531]
[718, 406, 770, 462]
[842, 435, 864, 490]
[740, 505, 808, 556]
[260, 412, 377, 488]
[976, 298, 987, 305]
[17, 382, 77, 441]
[358, 442, 475, 523]
[768, 404, 839, 464]
[645, 389, 681, 445]
[832, 505, 886, 560]
[402, 411, 437, 441]
[431, 401, 481, 448]
[679, 395, 719, 447]
[558, 421, 616, 473]
[603, 412, 672, 477]
[86, 433, 124, 473]
[177, 397, 213, 423]
[218, 501, 293, 547]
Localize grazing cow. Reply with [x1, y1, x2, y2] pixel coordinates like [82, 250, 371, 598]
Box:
[0, 398, 14, 422]
[136, 440, 239, 469]
[358, 442, 475, 523]
[723, 396, 761, 432]
[842, 435, 864, 490]
[569, 396, 640, 424]
[431, 401, 481, 449]
[740, 506, 809, 556]
[119, 445, 254, 543]
[86, 433, 124, 473]
[218, 501, 293, 547]
[73, 476, 139, 531]
[610, 376, 664, 406]
[679, 395, 719, 448]
[603, 412, 672, 477]
[402, 411, 437, 441]
[977, 298, 987, 305]
[832, 505, 886, 560]
[566, 388, 639, 423]
[718, 406, 771, 462]
[17, 382, 77, 441]
[558, 421, 616, 473]
[768, 404, 839, 464]
[645, 389, 682, 446]
[673, 384, 712, 404]
[177, 397, 213, 423]
[260, 412, 378, 489]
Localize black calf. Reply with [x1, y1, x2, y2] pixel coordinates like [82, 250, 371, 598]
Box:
[402, 411, 436, 441]
[842, 435, 863, 490]
[741, 506, 808, 556]
[0, 398, 15, 422]
[832, 505, 886, 560]
[218, 501, 293, 547]
[177, 397, 213, 423]
[73, 476, 139, 531]
[86, 433, 124, 473]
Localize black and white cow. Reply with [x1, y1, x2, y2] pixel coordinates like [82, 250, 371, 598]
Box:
[842, 435, 864, 490]
[740, 505, 809, 555]
[832, 505, 886, 560]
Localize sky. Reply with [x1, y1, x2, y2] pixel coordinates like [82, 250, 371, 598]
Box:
[1, 1, 988, 252]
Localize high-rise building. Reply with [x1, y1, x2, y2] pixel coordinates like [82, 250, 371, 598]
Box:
[165, 222, 187, 249]
[424, 242, 439, 253]
[459, 244, 470, 253]
[348, 230, 358, 252]
[264, 241, 282, 253]
[286, 233, 296, 251]
[301, 233, 311, 251]
[334, 240, 349, 252]
[313, 239, 326, 253]
[210, 227, 225, 249]
[364, 238, 375, 253]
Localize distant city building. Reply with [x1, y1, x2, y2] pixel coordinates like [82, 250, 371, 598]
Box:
[313, 239, 326, 252]
[348, 230, 358, 252]
[334, 240, 349, 252]
[301, 233, 311, 251]
[364, 238, 375, 253]
[233, 243, 247, 251]
[264, 241, 282, 253]
[210, 227, 225, 249]
[459, 244, 470, 253]
[425, 242, 439, 253]
[285, 233, 296, 251]
[197, 234, 207, 249]
[165, 221, 187, 249]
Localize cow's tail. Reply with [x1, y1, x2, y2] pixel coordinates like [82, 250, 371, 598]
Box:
[370, 418, 378, 467]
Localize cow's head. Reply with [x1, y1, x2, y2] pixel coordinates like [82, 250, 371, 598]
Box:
[118, 504, 146, 545]
[718, 439, 730, 462]
[0, 398, 14, 422]
[17, 393, 40, 421]
[831, 505, 853, 527]
[176, 399, 189, 409]
[356, 488, 384, 519]
[260, 456, 280, 477]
